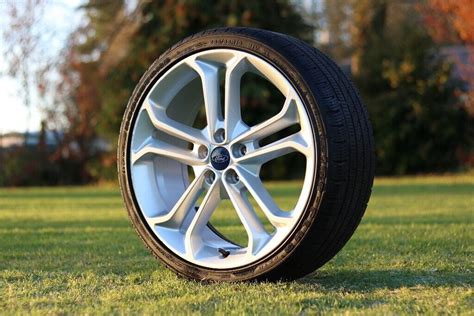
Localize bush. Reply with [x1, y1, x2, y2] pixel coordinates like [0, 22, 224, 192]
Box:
[354, 13, 473, 174]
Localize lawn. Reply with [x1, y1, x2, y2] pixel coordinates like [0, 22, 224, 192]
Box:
[0, 173, 472, 314]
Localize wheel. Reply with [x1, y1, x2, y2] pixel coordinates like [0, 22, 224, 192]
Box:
[118, 27, 374, 281]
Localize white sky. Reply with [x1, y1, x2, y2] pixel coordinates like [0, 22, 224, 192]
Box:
[0, 0, 83, 134]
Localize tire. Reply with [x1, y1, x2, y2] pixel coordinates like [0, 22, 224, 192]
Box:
[118, 27, 375, 281]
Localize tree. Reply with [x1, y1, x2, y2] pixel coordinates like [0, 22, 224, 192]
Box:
[420, 0, 474, 119]
[0, 0, 83, 186]
[61, 0, 314, 180]
[96, 0, 313, 140]
[52, 0, 132, 182]
[352, 0, 472, 174]
[322, 0, 352, 62]
[421, 0, 474, 44]
[1, 0, 47, 136]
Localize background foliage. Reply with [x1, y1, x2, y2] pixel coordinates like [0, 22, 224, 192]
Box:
[350, 0, 472, 174]
[1, 0, 472, 185]
[63, 0, 314, 182]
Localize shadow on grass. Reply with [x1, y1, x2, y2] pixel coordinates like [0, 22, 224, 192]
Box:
[300, 269, 472, 291]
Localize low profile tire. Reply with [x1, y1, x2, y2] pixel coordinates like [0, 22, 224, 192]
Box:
[118, 27, 374, 281]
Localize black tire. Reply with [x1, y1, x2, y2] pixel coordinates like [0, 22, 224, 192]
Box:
[118, 27, 375, 281]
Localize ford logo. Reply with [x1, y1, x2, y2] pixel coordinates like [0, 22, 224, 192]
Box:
[210, 147, 230, 170]
[212, 154, 229, 164]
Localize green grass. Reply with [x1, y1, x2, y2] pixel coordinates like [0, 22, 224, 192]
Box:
[0, 174, 472, 314]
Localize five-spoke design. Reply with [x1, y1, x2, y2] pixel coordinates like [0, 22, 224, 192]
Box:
[129, 49, 315, 269]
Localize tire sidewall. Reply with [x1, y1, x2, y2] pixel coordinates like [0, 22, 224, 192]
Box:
[118, 30, 328, 281]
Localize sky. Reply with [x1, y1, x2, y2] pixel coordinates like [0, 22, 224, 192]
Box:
[0, 0, 83, 134]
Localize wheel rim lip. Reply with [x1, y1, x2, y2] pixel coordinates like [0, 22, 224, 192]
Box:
[127, 48, 317, 269]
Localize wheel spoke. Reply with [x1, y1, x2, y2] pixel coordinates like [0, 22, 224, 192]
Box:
[187, 59, 223, 140]
[147, 171, 207, 228]
[235, 166, 292, 227]
[232, 96, 299, 144]
[184, 179, 221, 258]
[143, 99, 207, 145]
[131, 138, 205, 166]
[224, 55, 248, 140]
[235, 132, 308, 166]
[223, 180, 271, 255]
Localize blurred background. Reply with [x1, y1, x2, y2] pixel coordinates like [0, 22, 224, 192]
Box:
[0, 0, 472, 187]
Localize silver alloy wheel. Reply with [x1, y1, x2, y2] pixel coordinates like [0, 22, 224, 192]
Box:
[129, 49, 316, 269]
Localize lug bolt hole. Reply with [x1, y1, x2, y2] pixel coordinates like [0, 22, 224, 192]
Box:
[233, 144, 247, 157]
[198, 145, 209, 159]
[225, 169, 239, 184]
[214, 128, 225, 143]
[205, 171, 216, 185]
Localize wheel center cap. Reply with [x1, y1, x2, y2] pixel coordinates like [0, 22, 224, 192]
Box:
[210, 147, 230, 170]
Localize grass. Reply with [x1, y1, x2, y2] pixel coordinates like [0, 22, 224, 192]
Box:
[0, 173, 472, 314]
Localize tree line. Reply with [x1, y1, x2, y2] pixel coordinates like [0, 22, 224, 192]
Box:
[1, 0, 472, 186]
